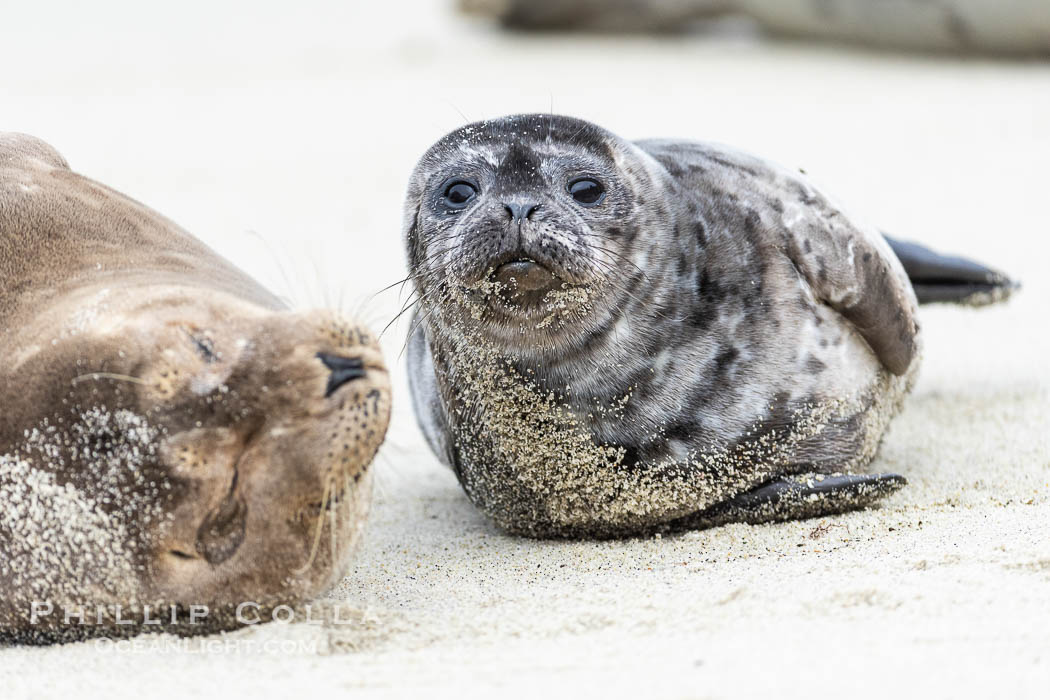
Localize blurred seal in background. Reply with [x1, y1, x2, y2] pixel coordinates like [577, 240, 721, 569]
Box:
[461, 0, 1050, 54]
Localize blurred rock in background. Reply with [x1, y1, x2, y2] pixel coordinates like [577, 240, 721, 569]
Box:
[460, 0, 1050, 55]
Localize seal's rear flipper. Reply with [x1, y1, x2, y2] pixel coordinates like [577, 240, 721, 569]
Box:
[883, 235, 1018, 306]
[671, 473, 906, 531]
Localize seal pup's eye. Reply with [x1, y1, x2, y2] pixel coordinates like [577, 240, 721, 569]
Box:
[443, 181, 478, 209]
[568, 178, 605, 206]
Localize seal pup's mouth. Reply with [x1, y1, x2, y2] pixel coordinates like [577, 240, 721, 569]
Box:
[490, 257, 562, 306]
[492, 258, 559, 291]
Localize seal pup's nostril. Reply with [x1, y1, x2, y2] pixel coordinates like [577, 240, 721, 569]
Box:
[503, 201, 540, 223]
[317, 352, 366, 398]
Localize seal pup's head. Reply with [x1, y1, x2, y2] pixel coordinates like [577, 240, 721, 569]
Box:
[403, 114, 674, 355]
[0, 134, 391, 642]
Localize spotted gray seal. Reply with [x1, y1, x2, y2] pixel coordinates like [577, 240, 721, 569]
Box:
[0, 133, 392, 644]
[402, 113, 1015, 538]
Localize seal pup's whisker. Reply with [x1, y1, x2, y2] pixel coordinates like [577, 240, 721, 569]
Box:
[369, 271, 425, 305]
[584, 259, 648, 328]
[585, 237, 653, 281]
[588, 255, 689, 324]
[380, 285, 446, 343]
[547, 95, 555, 144]
[447, 101, 471, 124]
[398, 289, 452, 361]
[380, 287, 425, 339]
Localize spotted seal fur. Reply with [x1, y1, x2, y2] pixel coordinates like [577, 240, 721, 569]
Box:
[0, 133, 392, 643]
[402, 113, 1015, 538]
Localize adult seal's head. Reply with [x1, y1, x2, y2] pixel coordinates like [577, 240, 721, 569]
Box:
[403, 114, 1015, 538]
[0, 134, 392, 643]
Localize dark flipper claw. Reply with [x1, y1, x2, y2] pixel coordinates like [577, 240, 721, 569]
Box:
[884, 235, 1018, 306]
[671, 473, 907, 531]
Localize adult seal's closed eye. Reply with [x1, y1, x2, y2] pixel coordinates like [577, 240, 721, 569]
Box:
[402, 113, 1016, 538]
[0, 133, 392, 644]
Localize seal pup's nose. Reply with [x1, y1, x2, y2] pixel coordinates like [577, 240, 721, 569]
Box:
[316, 352, 366, 398]
[503, 201, 540, 223]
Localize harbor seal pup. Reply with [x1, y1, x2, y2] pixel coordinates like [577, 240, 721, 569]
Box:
[461, 0, 1050, 54]
[0, 133, 391, 644]
[402, 114, 1015, 538]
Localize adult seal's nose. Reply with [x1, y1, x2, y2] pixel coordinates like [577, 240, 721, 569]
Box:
[503, 201, 540, 223]
[316, 352, 366, 398]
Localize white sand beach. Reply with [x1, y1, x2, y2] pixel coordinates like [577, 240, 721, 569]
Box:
[1, 1, 1049, 697]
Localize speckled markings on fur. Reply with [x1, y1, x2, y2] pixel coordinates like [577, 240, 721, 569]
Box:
[405, 114, 921, 537]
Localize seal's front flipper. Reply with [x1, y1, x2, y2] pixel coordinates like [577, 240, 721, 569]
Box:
[883, 235, 1018, 306]
[672, 473, 906, 531]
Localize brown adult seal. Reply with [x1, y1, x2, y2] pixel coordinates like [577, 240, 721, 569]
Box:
[0, 133, 391, 644]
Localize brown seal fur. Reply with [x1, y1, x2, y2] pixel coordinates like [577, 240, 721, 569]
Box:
[0, 133, 391, 644]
